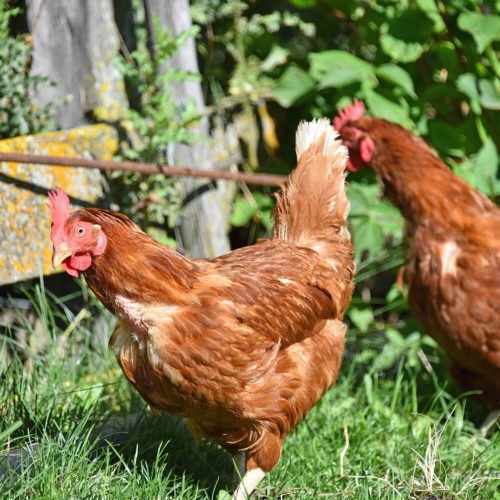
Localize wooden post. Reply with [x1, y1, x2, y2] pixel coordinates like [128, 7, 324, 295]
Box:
[144, 0, 235, 258]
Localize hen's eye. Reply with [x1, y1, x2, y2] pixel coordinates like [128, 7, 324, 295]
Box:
[76, 227, 84, 235]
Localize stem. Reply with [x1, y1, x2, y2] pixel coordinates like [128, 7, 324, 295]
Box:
[484, 45, 500, 78]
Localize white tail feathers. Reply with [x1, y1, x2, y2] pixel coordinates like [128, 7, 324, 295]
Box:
[273, 118, 351, 256]
[295, 118, 348, 164]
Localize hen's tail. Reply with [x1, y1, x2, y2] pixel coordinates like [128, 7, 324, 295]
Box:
[273, 118, 351, 263]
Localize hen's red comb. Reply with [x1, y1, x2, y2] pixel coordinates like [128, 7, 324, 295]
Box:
[47, 187, 70, 228]
[333, 99, 366, 131]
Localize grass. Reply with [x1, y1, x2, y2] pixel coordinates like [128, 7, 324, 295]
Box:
[0, 279, 498, 499]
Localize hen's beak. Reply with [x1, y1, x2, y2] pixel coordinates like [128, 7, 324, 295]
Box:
[52, 243, 72, 268]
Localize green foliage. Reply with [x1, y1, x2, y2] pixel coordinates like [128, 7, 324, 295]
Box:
[0, 0, 18, 39]
[348, 182, 404, 259]
[111, 17, 201, 241]
[191, 1, 315, 102]
[453, 137, 499, 196]
[2, 3, 498, 495]
[192, 0, 317, 169]
[117, 19, 202, 160]
[273, 65, 315, 107]
[229, 191, 274, 243]
[0, 2, 56, 139]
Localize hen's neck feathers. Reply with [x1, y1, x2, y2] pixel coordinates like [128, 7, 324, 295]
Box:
[355, 117, 496, 226]
[72, 209, 198, 310]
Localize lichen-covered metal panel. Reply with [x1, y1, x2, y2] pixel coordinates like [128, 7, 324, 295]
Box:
[0, 125, 118, 285]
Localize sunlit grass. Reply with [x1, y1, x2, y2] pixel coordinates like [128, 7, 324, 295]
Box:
[0, 281, 498, 498]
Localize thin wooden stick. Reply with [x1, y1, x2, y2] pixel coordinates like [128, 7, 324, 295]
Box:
[0, 152, 286, 187]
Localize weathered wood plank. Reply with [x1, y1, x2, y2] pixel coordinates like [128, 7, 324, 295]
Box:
[145, 0, 236, 258]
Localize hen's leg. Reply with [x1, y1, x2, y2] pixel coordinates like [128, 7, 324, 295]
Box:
[231, 452, 246, 489]
[232, 467, 265, 500]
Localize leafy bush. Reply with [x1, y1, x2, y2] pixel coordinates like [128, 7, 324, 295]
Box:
[0, 1, 56, 139]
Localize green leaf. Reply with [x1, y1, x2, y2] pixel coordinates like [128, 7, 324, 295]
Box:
[456, 73, 481, 114]
[309, 50, 374, 88]
[364, 89, 412, 128]
[261, 46, 290, 72]
[363, 373, 373, 404]
[348, 307, 374, 333]
[380, 9, 434, 63]
[380, 34, 424, 63]
[415, 0, 445, 32]
[229, 196, 259, 226]
[272, 65, 315, 107]
[478, 79, 500, 110]
[386, 283, 402, 303]
[472, 139, 499, 196]
[0, 420, 22, 442]
[229, 193, 274, 229]
[372, 344, 401, 372]
[456, 139, 500, 197]
[432, 41, 461, 79]
[371, 201, 404, 233]
[260, 210, 274, 232]
[347, 183, 379, 217]
[217, 490, 232, 500]
[376, 64, 416, 98]
[428, 119, 465, 156]
[252, 192, 274, 209]
[348, 182, 404, 255]
[288, 0, 317, 8]
[352, 218, 384, 257]
[458, 12, 500, 53]
[385, 327, 405, 346]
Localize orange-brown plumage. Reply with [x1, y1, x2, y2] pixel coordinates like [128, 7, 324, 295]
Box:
[48, 119, 355, 494]
[335, 102, 500, 408]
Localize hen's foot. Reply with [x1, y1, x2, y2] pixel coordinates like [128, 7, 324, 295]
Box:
[232, 467, 265, 500]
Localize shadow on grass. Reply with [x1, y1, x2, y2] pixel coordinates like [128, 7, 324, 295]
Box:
[92, 408, 234, 495]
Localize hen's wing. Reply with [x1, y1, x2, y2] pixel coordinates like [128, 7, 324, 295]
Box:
[197, 238, 343, 346]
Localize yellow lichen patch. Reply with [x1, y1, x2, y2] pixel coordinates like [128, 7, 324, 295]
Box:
[0, 124, 118, 285]
[93, 78, 128, 122]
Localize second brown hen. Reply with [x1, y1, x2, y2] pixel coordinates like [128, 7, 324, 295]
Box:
[334, 101, 500, 416]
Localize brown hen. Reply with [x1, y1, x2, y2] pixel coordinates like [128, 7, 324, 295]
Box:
[48, 119, 355, 497]
[334, 101, 500, 416]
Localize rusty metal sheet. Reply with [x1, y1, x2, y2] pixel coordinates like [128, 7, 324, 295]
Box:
[0, 125, 118, 285]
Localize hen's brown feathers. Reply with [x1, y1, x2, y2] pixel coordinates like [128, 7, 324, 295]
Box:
[274, 120, 350, 246]
[353, 117, 497, 224]
[74, 119, 354, 473]
[355, 116, 500, 407]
